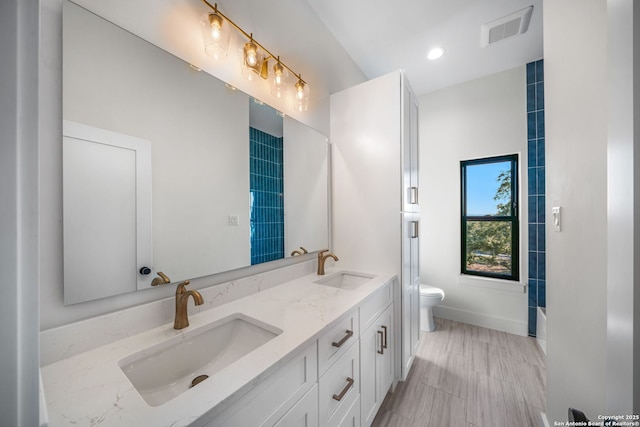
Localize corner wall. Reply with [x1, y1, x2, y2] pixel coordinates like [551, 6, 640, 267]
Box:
[544, 0, 608, 421]
[606, 0, 640, 415]
[419, 66, 529, 335]
[0, 0, 41, 424]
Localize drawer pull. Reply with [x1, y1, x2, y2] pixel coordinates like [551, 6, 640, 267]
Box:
[332, 330, 353, 348]
[410, 221, 419, 238]
[381, 325, 388, 349]
[377, 330, 384, 355]
[409, 186, 419, 204]
[332, 377, 354, 401]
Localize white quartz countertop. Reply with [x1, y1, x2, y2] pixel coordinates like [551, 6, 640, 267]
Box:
[41, 268, 395, 426]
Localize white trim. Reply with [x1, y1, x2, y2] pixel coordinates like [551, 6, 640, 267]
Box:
[540, 412, 550, 427]
[433, 304, 528, 336]
[457, 274, 526, 293]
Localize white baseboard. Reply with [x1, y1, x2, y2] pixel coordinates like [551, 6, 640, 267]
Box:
[536, 306, 547, 354]
[540, 412, 550, 427]
[433, 305, 528, 336]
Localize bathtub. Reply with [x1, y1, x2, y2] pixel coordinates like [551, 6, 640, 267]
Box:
[536, 306, 547, 355]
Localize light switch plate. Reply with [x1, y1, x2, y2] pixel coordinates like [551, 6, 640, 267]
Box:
[228, 215, 239, 226]
[551, 207, 561, 231]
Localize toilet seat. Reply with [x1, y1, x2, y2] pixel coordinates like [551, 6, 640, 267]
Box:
[420, 285, 444, 300]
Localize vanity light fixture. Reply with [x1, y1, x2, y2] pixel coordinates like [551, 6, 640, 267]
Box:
[201, 0, 310, 110]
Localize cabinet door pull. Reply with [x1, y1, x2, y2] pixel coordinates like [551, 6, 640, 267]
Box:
[410, 221, 419, 238]
[332, 330, 353, 348]
[381, 325, 388, 349]
[377, 330, 384, 354]
[409, 187, 419, 204]
[332, 377, 354, 401]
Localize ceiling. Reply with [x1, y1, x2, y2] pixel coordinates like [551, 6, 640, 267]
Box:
[304, 0, 543, 95]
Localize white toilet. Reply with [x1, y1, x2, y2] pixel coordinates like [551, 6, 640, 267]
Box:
[419, 284, 445, 332]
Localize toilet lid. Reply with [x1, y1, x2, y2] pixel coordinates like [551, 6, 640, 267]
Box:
[420, 285, 444, 298]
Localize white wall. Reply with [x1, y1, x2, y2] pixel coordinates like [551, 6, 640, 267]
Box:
[419, 66, 529, 335]
[606, 0, 640, 415]
[544, 0, 608, 421]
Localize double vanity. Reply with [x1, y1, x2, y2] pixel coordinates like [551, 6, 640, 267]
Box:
[41, 269, 396, 426]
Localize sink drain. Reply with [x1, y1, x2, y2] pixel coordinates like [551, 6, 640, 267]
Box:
[191, 374, 209, 388]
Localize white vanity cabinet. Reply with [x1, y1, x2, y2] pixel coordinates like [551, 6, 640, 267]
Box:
[359, 283, 394, 427]
[203, 343, 318, 427]
[331, 69, 421, 382]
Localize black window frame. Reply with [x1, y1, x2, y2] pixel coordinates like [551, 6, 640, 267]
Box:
[460, 154, 519, 281]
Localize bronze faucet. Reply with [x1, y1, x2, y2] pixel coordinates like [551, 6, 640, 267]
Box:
[291, 246, 308, 256]
[317, 249, 339, 275]
[151, 271, 171, 287]
[174, 280, 204, 330]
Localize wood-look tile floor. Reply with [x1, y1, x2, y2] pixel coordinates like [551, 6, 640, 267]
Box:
[372, 318, 546, 427]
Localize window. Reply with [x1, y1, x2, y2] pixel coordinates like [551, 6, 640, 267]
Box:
[461, 155, 519, 281]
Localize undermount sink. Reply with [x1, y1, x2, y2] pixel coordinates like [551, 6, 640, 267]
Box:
[118, 313, 282, 407]
[314, 271, 376, 290]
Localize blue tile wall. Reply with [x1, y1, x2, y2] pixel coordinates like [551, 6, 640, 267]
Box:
[527, 59, 546, 337]
[249, 127, 284, 265]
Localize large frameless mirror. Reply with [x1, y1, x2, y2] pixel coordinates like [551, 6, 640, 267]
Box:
[62, 1, 329, 304]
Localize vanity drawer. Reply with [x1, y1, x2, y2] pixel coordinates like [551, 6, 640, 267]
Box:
[317, 309, 359, 375]
[359, 279, 393, 332]
[318, 340, 360, 427]
[337, 395, 361, 427]
[210, 343, 318, 427]
[270, 383, 319, 427]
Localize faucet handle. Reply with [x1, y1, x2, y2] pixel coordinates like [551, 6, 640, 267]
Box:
[176, 280, 190, 293]
[318, 249, 329, 257]
[151, 271, 171, 287]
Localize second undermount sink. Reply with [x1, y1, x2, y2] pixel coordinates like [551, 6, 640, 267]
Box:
[118, 313, 282, 407]
[314, 271, 376, 290]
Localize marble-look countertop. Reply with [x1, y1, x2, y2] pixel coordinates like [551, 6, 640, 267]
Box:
[41, 268, 395, 426]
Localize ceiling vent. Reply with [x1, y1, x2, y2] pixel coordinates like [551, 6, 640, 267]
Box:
[481, 6, 533, 47]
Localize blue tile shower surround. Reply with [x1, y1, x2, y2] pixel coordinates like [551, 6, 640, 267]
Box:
[249, 127, 284, 265]
[527, 60, 546, 336]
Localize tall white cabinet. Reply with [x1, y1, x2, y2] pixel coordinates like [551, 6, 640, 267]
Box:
[331, 70, 420, 384]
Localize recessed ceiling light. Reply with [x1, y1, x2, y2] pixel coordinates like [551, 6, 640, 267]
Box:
[427, 47, 444, 60]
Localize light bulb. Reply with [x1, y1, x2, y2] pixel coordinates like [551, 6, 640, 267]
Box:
[295, 81, 305, 99]
[208, 14, 223, 40]
[244, 41, 258, 66]
[211, 26, 221, 40]
[274, 63, 283, 84]
[293, 77, 310, 111]
[270, 60, 289, 98]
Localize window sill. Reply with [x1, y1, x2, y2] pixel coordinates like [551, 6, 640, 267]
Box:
[457, 274, 526, 293]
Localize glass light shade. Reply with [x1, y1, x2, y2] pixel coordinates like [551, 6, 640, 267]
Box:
[270, 61, 290, 98]
[293, 78, 310, 112]
[200, 13, 230, 60]
[241, 40, 266, 81]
